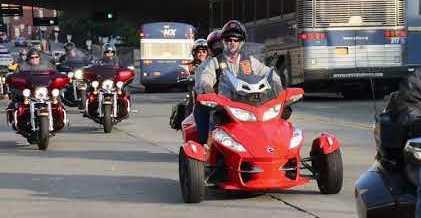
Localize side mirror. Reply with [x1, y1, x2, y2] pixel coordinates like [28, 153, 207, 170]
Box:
[285, 88, 304, 104]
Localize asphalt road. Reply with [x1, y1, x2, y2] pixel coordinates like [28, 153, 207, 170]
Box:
[0, 91, 385, 218]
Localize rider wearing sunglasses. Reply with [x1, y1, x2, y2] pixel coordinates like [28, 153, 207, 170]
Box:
[20, 48, 56, 72]
[99, 43, 120, 66]
[193, 20, 284, 145]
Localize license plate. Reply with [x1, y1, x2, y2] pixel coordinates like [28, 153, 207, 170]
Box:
[152, 72, 161, 77]
[335, 47, 349, 56]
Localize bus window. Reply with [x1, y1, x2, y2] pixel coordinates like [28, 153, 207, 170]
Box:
[223, 0, 233, 23]
[244, 0, 255, 22]
[269, 0, 282, 17]
[284, 0, 296, 14]
[256, 0, 268, 20]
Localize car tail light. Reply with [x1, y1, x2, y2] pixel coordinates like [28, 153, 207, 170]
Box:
[384, 30, 407, 38]
[299, 32, 327, 41]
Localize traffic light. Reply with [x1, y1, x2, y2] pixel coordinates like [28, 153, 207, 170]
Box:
[93, 11, 116, 22]
[33, 17, 59, 26]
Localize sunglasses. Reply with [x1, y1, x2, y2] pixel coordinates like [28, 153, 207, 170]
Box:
[105, 50, 115, 54]
[30, 56, 40, 59]
[224, 38, 241, 43]
[196, 50, 208, 54]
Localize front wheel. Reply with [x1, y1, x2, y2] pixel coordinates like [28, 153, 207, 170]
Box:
[37, 116, 50, 150]
[312, 149, 343, 194]
[179, 148, 205, 203]
[103, 104, 113, 133]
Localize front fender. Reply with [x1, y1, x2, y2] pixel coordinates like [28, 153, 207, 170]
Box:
[181, 141, 207, 162]
[311, 133, 341, 155]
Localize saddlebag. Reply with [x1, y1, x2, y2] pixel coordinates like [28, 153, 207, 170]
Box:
[170, 102, 186, 130]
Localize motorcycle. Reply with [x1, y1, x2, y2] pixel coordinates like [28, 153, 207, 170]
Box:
[6, 70, 70, 150]
[178, 70, 343, 203]
[355, 110, 419, 218]
[83, 64, 135, 133]
[57, 60, 90, 109]
[170, 73, 195, 130]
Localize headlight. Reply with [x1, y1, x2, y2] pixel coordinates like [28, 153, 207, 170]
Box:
[263, 104, 283, 121]
[128, 66, 135, 70]
[92, 81, 99, 89]
[35, 87, 48, 100]
[1, 77, 5, 83]
[227, 107, 256, 122]
[74, 69, 83, 80]
[102, 79, 114, 90]
[51, 89, 60, 97]
[67, 72, 74, 78]
[22, 89, 31, 97]
[404, 140, 421, 161]
[212, 129, 246, 152]
[289, 128, 303, 149]
[116, 81, 124, 89]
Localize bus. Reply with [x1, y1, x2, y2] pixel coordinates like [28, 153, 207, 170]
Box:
[209, 0, 414, 97]
[139, 22, 195, 89]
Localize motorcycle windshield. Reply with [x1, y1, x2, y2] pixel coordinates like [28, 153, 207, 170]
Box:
[85, 64, 120, 81]
[221, 69, 280, 106]
[17, 71, 61, 88]
[63, 59, 89, 69]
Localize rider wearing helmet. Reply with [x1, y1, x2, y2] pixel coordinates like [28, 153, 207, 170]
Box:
[99, 43, 119, 66]
[59, 42, 89, 64]
[188, 38, 209, 74]
[20, 48, 55, 72]
[16, 48, 28, 65]
[207, 29, 223, 57]
[193, 20, 283, 145]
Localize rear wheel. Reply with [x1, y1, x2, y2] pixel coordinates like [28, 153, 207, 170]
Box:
[179, 148, 205, 203]
[312, 149, 343, 194]
[37, 116, 50, 150]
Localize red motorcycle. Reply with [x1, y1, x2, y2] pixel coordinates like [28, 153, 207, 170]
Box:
[178, 70, 343, 203]
[83, 65, 135, 133]
[6, 70, 70, 150]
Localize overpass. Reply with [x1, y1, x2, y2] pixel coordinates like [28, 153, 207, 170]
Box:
[1, 0, 210, 30]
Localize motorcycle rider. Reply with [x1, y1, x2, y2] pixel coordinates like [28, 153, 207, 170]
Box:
[194, 20, 283, 145]
[207, 29, 223, 57]
[7, 48, 56, 126]
[188, 39, 209, 74]
[59, 42, 89, 64]
[98, 43, 119, 66]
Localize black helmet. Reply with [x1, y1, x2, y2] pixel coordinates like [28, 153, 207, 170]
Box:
[221, 20, 247, 41]
[192, 39, 208, 55]
[64, 42, 75, 52]
[26, 48, 41, 61]
[103, 43, 116, 54]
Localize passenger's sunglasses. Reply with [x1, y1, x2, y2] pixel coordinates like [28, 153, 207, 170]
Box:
[224, 38, 241, 43]
[105, 50, 115, 54]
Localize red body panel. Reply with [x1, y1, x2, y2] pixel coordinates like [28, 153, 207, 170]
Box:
[181, 88, 316, 191]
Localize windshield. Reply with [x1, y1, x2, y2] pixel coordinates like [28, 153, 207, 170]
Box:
[220, 69, 280, 105]
[140, 39, 193, 60]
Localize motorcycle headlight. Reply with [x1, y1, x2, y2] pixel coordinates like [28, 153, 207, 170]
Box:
[67, 72, 74, 79]
[35, 87, 48, 100]
[22, 89, 31, 97]
[212, 129, 246, 152]
[116, 81, 124, 89]
[289, 128, 303, 149]
[227, 107, 256, 122]
[51, 89, 60, 97]
[102, 80, 114, 90]
[263, 104, 283, 121]
[74, 69, 83, 80]
[1, 77, 5, 83]
[91, 80, 99, 89]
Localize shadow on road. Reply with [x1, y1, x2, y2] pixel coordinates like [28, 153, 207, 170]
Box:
[0, 172, 181, 204]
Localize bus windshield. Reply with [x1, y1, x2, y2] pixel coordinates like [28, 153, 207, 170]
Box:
[140, 39, 193, 60]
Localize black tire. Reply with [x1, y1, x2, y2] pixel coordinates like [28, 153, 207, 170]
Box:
[179, 148, 205, 203]
[79, 89, 87, 110]
[103, 104, 113, 133]
[312, 149, 343, 194]
[37, 116, 50, 150]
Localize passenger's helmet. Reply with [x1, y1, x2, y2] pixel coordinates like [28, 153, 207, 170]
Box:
[221, 20, 247, 41]
[207, 30, 223, 56]
[192, 39, 208, 55]
[64, 42, 76, 52]
[102, 43, 116, 54]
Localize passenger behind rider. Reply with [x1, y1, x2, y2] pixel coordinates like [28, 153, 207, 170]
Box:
[194, 20, 283, 145]
[207, 29, 223, 57]
[188, 39, 209, 74]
